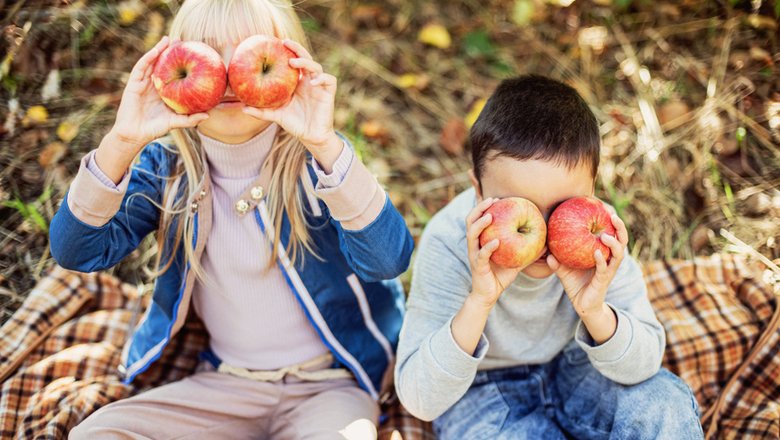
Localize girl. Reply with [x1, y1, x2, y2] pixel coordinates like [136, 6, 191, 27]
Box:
[50, 0, 413, 438]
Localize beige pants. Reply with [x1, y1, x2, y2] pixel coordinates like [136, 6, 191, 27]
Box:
[69, 360, 379, 440]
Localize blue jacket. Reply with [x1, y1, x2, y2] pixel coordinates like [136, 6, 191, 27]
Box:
[49, 140, 414, 400]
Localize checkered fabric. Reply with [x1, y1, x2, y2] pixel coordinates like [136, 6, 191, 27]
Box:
[644, 254, 779, 439]
[1, 254, 777, 439]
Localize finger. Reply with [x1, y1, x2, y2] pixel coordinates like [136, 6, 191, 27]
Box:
[169, 112, 209, 129]
[601, 234, 624, 266]
[310, 73, 337, 88]
[592, 248, 617, 287]
[241, 106, 280, 123]
[283, 39, 314, 60]
[467, 213, 493, 259]
[475, 239, 499, 271]
[131, 36, 170, 82]
[548, 254, 575, 278]
[289, 58, 323, 75]
[465, 197, 496, 226]
[611, 214, 629, 246]
[546, 254, 559, 271]
[594, 249, 608, 274]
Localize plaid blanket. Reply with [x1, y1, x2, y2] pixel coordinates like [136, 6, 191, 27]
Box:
[0, 254, 777, 439]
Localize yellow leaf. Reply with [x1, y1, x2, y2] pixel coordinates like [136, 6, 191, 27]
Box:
[26, 105, 48, 123]
[360, 120, 387, 139]
[465, 99, 487, 128]
[117, 0, 143, 26]
[397, 74, 418, 89]
[512, 0, 536, 27]
[57, 121, 80, 143]
[418, 24, 451, 49]
[39, 141, 67, 168]
[396, 73, 430, 90]
[144, 12, 165, 50]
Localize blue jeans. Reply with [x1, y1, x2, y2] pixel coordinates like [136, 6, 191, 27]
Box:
[433, 343, 704, 439]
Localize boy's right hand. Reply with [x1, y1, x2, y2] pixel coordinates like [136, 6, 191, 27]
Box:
[466, 197, 523, 309]
[109, 36, 209, 155]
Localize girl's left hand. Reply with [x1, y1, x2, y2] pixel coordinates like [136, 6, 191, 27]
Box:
[241, 40, 339, 155]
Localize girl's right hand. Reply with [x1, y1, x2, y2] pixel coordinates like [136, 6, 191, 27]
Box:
[110, 36, 209, 154]
[466, 197, 523, 310]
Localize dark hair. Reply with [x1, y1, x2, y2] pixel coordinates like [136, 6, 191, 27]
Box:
[470, 75, 600, 181]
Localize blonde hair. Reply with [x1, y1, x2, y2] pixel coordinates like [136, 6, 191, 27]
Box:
[152, 0, 315, 284]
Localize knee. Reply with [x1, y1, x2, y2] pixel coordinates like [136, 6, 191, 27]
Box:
[68, 415, 97, 440]
[629, 369, 698, 413]
[337, 419, 377, 440]
[618, 369, 702, 434]
[68, 408, 126, 440]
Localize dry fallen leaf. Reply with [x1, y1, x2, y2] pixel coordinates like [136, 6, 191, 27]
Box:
[39, 141, 67, 168]
[465, 99, 487, 128]
[360, 119, 390, 144]
[418, 23, 451, 49]
[745, 192, 772, 217]
[658, 100, 691, 127]
[41, 69, 61, 102]
[24, 106, 48, 126]
[440, 118, 467, 156]
[57, 120, 80, 143]
[690, 225, 714, 252]
[397, 73, 430, 90]
[143, 12, 166, 50]
[749, 47, 773, 66]
[117, 0, 144, 26]
[512, 0, 536, 26]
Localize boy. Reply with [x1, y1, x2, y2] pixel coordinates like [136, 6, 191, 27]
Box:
[395, 75, 703, 439]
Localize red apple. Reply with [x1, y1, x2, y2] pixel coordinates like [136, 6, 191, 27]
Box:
[479, 198, 547, 269]
[228, 35, 300, 109]
[547, 196, 616, 270]
[152, 41, 227, 115]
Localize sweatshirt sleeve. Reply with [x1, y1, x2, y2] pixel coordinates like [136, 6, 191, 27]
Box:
[574, 255, 666, 384]
[395, 231, 487, 421]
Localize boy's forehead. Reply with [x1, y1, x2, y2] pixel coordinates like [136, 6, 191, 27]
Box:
[479, 155, 595, 211]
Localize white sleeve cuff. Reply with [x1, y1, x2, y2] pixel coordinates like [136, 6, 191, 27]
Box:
[312, 140, 352, 188]
[425, 316, 489, 379]
[84, 150, 124, 191]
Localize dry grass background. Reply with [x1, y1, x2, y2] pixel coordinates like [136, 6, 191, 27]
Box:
[1, 0, 778, 324]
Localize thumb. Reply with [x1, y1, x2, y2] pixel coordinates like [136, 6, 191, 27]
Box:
[170, 112, 209, 129]
[242, 106, 280, 123]
[546, 254, 561, 272]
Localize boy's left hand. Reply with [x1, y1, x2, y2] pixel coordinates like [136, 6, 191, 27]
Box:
[547, 213, 629, 325]
[241, 40, 342, 167]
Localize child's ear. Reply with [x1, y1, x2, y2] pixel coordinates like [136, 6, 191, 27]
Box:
[468, 169, 483, 201]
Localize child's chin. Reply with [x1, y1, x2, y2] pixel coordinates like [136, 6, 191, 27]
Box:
[522, 260, 554, 279]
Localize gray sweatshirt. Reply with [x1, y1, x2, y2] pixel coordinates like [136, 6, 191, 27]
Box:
[394, 188, 665, 422]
